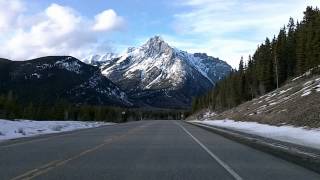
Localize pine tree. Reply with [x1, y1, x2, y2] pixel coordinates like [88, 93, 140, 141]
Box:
[286, 17, 297, 77]
[276, 27, 288, 85]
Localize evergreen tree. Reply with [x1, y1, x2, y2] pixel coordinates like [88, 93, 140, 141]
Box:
[286, 17, 297, 77]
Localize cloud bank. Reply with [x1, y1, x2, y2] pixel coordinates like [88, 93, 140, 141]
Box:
[0, 0, 125, 60]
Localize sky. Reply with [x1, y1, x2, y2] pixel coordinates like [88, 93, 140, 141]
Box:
[0, 0, 318, 68]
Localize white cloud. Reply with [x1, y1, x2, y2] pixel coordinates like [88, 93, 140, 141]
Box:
[173, 0, 319, 68]
[0, 2, 125, 60]
[0, 0, 25, 31]
[93, 9, 125, 32]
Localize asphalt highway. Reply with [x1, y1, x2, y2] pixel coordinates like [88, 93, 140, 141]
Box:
[0, 120, 319, 180]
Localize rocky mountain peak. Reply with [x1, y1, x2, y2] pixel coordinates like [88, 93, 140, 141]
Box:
[145, 36, 165, 45]
[141, 36, 172, 57]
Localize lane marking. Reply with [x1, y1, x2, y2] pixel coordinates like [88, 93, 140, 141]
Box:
[10, 122, 154, 180]
[175, 121, 243, 180]
[10, 160, 61, 180]
[9, 141, 111, 180]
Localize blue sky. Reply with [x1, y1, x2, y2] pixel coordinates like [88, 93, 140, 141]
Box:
[0, 0, 318, 67]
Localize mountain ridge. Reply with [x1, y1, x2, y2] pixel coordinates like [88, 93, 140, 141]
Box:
[0, 56, 132, 107]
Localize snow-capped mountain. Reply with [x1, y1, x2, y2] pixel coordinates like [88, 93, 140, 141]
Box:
[96, 36, 232, 108]
[82, 53, 117, 66]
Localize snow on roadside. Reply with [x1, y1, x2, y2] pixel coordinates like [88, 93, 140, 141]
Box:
[0, 119, 114, 141]
[193, 119, 320, 150]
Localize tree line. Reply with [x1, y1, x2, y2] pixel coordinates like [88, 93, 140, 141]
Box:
[192, 6, 320, 112]
[0, 91, 188, 122]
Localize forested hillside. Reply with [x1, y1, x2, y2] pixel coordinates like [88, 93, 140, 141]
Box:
[192, 7, 320, 112]
[0, 93, 187, 122]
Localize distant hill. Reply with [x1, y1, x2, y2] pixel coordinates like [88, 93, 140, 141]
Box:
[0, 56, 132, 107]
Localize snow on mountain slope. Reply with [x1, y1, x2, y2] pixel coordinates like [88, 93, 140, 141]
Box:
[100, 36, 231, 92]
[94, 36, 231, 108]
[82, 53, 117, 66]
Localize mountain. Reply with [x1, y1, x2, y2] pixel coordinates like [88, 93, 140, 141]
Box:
[0, 56, 132, 106]
[82, 53, 117, 67]
[95, 36, 232, 109]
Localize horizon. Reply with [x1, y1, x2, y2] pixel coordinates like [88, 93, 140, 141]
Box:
[0, 0, 318, 68]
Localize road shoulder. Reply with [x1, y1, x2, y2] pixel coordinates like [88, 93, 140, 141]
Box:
[187, 121, 320, 174]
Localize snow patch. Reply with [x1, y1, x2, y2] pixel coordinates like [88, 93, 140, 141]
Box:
[32, 73, 41, 79]
[301, 90, 312, 97]
[203, 111, 216, 118]
[0, 119, 114, 141]
[55, 58, 82, 74]
[279, 87, 293, 95]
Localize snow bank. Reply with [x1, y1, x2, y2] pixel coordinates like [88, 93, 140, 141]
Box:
[0, 119, 114, 141]
[194, 119, 320, 150]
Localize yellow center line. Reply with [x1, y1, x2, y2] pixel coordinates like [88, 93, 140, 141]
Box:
[10, 123, 154, 180]
[10, 160, 61, 180]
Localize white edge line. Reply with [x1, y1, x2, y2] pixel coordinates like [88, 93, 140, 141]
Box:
[175, 121, 243, 180]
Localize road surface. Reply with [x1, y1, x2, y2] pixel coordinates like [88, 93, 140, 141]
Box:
[0, 120, 319, 180]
